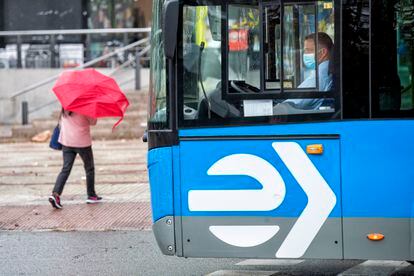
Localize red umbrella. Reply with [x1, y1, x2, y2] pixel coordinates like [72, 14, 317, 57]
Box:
[52, 68, 129, 129]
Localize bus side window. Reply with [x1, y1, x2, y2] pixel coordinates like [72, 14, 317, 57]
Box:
[280, 1, 335, 111]
[282, 2, 334, 90]
[283, 4, 317, 90]
[227, 5, 261, 92]
[371, 0, 414, 117]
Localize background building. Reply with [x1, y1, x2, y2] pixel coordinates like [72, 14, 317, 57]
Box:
[0, 0, 151, 126]
[0, 0, 152, 68]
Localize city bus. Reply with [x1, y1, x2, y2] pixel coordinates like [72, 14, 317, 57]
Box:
[147, 0, 414, 261]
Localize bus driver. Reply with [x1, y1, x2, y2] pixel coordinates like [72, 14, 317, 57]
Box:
[284, 32, 334, 110]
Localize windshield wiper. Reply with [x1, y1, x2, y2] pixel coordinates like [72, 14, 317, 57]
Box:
[198, 42, 211, 119]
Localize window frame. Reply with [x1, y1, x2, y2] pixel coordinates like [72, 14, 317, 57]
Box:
[148, 0, 170, 131]
[177, 0, 342, 128]
[222, 0, 338, 102]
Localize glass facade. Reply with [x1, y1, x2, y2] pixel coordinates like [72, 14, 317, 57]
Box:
[0, 0, 150, 32]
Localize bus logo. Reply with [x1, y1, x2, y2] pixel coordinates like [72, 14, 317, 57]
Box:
[188, 142, 337, 258]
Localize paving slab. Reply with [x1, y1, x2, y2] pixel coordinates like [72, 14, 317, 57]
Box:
[0, 125, 12, 138]
[0, 183, 150, 206]
[0, 202, 151, 231]
[0, 139, 152, 231]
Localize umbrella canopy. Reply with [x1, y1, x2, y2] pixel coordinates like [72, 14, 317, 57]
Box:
[52, 68, 129, 128]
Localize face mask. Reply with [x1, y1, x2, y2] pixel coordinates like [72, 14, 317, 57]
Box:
[303, 53, 316, 69]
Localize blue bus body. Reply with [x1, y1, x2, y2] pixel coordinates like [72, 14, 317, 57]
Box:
[147, 0, 414, 261]
[148, 120, 414, 260]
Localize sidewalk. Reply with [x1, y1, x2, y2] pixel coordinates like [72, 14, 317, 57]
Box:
[0, 139, 152, 231]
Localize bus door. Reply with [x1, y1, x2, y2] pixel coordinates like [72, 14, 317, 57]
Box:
[179, 136, 342, 259]
[177, 0, 342, 258]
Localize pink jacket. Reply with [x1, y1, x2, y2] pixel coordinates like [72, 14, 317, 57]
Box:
[58, 112, 97, 148]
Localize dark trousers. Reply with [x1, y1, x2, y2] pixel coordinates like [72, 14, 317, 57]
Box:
[53, 146, 96, 197]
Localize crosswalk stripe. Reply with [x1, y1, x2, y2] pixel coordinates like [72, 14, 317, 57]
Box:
[236, 259, 304, 266]
[338, 260, 411, 276]
[205, 270, 278, 276]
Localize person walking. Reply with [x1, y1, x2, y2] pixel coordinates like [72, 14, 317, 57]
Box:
[48, 108, 102, 209]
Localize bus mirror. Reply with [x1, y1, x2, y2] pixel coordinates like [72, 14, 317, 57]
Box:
[163, 0, 179, 59]
[208, 6, 221, 41]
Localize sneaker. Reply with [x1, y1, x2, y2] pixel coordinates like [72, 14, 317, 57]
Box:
[86, 195, 103, 204]
[48, 194, 62, 209]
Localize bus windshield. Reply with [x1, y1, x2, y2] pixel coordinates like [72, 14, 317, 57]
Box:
[179, 1, 338, 126]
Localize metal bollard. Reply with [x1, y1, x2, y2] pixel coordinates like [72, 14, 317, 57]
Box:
[22, 101, 28, 125]
[135, 52, 141, 90]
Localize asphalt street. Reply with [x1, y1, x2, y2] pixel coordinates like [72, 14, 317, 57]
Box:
[0, 230, 237, 276]
[0, 230, 413, 276]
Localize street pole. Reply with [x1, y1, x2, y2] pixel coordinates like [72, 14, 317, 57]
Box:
[135, 50, 141, 90]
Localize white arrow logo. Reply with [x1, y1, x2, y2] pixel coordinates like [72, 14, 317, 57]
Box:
[188, 154, 286, 211]
[273, 142, 336, 258]
[187, 142, 337, 258]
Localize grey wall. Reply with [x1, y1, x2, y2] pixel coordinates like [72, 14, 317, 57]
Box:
[3, 0, 85, 31]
